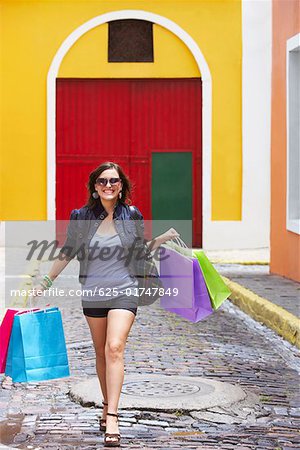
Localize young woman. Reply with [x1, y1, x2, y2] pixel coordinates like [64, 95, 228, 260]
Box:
[34, 161, 179, 447]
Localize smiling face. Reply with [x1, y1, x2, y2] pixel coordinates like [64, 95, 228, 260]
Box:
[94, 168, 122, 203]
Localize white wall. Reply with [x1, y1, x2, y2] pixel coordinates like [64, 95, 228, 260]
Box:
[203, 0, 272, 250]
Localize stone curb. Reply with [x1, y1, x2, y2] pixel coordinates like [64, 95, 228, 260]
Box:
[223, 276, 300, 349]
[211, 260, 269, 265]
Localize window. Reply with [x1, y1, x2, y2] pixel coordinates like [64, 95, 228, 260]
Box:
[108, 19, 154, 62]
[286, 33, 300, 234]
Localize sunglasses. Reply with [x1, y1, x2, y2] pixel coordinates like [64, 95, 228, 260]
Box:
[95, 177, 121, 186]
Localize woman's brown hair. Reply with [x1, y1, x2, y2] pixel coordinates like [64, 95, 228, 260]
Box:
[85, 161, 132, 209]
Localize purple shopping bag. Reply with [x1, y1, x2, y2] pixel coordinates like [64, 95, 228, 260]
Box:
[160, 247, 213, 322]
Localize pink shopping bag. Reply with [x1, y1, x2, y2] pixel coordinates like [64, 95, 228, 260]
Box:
[0, 308, 39, 373]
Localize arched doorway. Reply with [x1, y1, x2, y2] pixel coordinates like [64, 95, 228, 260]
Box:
[47, 10, 212, 247]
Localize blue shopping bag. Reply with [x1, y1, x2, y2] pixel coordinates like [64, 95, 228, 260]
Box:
[5, 307, 70, 382]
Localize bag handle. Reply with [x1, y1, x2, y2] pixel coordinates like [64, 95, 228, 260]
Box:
[168, 236, 189, 248]
[16, 290, 51, 316]
[163, 239, 193, 260]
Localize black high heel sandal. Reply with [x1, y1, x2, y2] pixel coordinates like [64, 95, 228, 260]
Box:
[99, 400, 108, 431]
[104, 412, 120, 447]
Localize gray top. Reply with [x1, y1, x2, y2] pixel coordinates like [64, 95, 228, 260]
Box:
[81, 232, 139, 302]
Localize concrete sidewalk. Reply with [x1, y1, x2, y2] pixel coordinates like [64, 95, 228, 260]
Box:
[202, 248, 300, 348]
[217, 266, 298, 348]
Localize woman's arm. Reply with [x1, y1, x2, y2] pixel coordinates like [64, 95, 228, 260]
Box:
[131, 206, 180, 251]
[147, 227, 180, 252]
[33, 209, 79, 296]
[48, 254, 73, 281]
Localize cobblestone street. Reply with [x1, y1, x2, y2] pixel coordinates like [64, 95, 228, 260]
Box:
[1, 271, 299, 450]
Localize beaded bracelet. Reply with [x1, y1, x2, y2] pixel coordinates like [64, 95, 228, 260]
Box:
[43, 275, 53, 288]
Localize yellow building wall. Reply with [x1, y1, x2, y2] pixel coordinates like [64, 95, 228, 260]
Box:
[0, 0, 242, 221]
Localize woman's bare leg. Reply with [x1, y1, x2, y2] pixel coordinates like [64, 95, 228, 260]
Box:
[105, 309, 136, 442]
[85, 315, 108, 420]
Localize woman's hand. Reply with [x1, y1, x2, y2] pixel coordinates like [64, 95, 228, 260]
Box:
[32, 284, 47, 297]
[147, 228, 180, 251]
[161, 227, 180, 244]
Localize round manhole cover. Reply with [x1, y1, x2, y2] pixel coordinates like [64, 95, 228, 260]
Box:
[122, 379, 213, 397]
[70, 375, 246, 410]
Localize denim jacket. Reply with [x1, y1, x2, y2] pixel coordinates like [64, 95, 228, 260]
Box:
[60, 201, 147, 285]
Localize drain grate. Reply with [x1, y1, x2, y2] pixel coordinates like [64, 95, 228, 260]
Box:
[122, 380, 204, 397]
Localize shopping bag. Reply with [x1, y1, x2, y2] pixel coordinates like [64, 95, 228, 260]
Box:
[0, 308, 39, 374]
[193, 249, 231, 309]
[163, 238, 193, 259]
[160, 247, 213, 322]
[5, 307, 70, 382]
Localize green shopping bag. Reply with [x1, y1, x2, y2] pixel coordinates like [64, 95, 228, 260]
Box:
[192, 250, 231, 309]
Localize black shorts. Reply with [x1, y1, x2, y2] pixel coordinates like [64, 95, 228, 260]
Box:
[82, 296, 138, 318]
[83, 306, 137, 318]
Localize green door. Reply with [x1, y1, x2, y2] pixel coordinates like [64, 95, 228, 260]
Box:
[152, 152, 192, 244]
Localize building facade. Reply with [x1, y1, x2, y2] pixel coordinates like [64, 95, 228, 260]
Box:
[270, 0, 300, 282]
[0, 0, 272, 250]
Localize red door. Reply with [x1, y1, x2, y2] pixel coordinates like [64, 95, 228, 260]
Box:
[56, 78, 202, 246]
